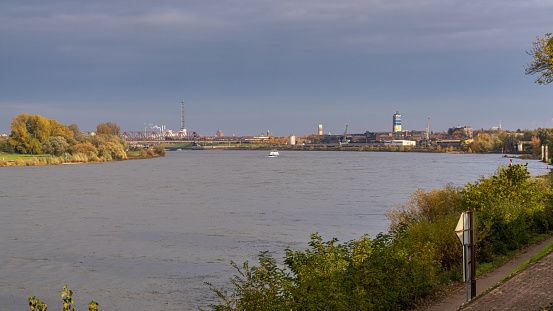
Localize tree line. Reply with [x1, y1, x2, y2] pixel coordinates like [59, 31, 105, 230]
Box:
[0, 114, 163, 164]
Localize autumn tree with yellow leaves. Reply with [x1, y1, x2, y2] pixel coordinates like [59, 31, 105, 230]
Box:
[8, 114, 74, 154]
[525, 33, 553, 85]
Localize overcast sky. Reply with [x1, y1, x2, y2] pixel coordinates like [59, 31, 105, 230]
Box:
[1, 0, 551, 136]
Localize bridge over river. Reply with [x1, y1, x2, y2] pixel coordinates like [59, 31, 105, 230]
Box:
[118, 131, 261, 144]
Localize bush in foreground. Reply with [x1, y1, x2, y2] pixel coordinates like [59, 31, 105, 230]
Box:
[29, 285, 98, 311]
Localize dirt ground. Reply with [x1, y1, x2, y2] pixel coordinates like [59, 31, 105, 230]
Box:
[424, 234, 553, 311]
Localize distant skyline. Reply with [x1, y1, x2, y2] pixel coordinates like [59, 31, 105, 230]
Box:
[1, 0, 552, 137]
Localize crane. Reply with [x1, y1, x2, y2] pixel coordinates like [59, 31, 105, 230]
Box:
[425, 117, 430, 146]
[341, 125, 349, 144]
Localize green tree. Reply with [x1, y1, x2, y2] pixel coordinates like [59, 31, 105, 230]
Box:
[498, 131, 520, 153]
[0, 138, 15, 153]
[460, 164, 549, 259]
[204, 252, 293, 311]
[525, 33, 553, 85]
[42, 136, 69, 156]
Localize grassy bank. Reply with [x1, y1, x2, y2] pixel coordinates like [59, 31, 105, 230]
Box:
[0, 154, 50, 161]
[0, 145, 165, 167]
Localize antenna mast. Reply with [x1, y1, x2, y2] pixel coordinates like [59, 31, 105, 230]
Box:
[181, 100, 186, 131]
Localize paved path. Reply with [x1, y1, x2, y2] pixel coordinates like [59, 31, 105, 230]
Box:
[424, 234, 553, 311]
[461, 250, 553, 310]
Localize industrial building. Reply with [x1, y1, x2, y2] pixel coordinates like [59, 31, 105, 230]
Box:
[312, 111, 456, 146]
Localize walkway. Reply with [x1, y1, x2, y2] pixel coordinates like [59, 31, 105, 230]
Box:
[424, 234, 553, 311]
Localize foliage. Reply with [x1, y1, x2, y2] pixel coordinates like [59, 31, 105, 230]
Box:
[62, 285, 75, 311]
[0, 138, 15, 153]
[153, 144, 166, 156]
[525, 33, 553, 85]
[97, 141, 127, 160]
[139, 149, 150, 158]
[467, 133, 494, 153]
[68, 124, 80, 137]
[70, 142, 98, 157]
[8, 114, 73, 154]
[28, 296, 47, 311]
[9, 114, 49, 154]
[96, 122, 120, 135]
[387, 186, 463, 270]
[42, 136, 70, 156]
[203, 251, 293, 311]
[76, 134, 128, 161]
[207, 233, 439, 311]
[286, 233, 437, 310]
[28, 285, 99, 311]
[520, 128, 553, 159]
[460, 164, 551, 260]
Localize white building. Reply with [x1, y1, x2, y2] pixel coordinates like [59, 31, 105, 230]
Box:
[289, 135, 296, 145]
[389, 140, 416, 146]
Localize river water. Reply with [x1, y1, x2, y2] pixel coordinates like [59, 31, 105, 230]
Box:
[0, 150, 548, 310]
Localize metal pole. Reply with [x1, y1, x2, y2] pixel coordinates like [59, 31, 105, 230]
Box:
[469, 210, 476, 299]
[464, 244, 469, 302]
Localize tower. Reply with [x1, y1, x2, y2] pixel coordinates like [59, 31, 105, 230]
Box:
[180, 100, 186, 132]
[393, 111, 402, 132]
[318, 124, 323, 135]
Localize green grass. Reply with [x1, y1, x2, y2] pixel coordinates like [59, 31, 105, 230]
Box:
[0, 153, 50, 161]
[475, 232, 552, 277]
[500, 240, 553, 283]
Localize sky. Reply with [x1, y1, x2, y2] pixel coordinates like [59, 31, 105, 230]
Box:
[1, 0, 552, 137]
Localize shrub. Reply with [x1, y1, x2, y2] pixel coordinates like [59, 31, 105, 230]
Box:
[139, 149, 150, 158]
[26, 157, 40, 166]
[204, 252, 293, 311]
[69, 143, 98, 158]
[28, 285, 99, 311]
[207, 234, 440, 311]
[69, 152, 88, 163]
[153, 145, 166, 156]
[97, 142, 126, 160]
[14, 157, 25, 166]
[461, 163, 551, 261]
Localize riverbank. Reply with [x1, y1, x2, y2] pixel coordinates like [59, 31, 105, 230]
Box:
[0, 149, 165, 167]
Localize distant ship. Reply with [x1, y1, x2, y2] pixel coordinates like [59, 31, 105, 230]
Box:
[268, 149, 279, 157]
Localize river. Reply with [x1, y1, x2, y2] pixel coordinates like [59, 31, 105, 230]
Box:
[0, 150, 548, 310]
